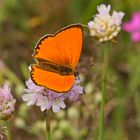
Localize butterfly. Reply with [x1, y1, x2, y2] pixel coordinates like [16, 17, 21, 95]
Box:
[30, 24, 83, 93]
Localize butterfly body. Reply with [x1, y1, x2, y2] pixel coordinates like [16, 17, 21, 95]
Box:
[31, 24, 83, 93]
[34, 60, 74, 76]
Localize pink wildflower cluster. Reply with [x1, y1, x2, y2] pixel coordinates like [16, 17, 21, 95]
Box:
[0, 84, 16, 120]
[22, 78, 84, 113]
[123, 12, 140, 42]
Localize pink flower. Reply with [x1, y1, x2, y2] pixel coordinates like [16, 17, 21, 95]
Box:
[22, 78, 84, 113]
[123, 12, 140, 42]
[67, 79, 83, 101]
[0, 83, 16, 120]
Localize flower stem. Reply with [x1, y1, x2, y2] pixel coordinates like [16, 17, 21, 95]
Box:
[45, 110, 51, 140]
[98, 45, 110, 140]
[6, 121, 12, 140]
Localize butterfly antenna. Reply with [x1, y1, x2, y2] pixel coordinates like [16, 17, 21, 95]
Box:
[75, 71, 86, 94]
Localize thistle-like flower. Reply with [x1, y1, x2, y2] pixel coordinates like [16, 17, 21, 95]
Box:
[0, 83, 16, 120]
[22, 78, 84, 113]
[88, 4, 125, 42]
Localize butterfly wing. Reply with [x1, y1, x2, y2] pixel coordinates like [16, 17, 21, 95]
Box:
[33, 24, 83, 68]
[31, 24, 83, 92]
[31, 65, 75, 92]
[55, 24, 83, 68]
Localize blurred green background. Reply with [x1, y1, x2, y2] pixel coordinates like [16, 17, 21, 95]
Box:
[0, 0, 140, 140]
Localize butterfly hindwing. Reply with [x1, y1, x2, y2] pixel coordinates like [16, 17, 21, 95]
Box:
[31, 65, 75, 92]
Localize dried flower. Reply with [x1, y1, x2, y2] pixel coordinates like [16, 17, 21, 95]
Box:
[22, 78, 84, 113]
[88, 4, 125, 42]
[0, 83, 16, 120]
[0, 126, 8, 139]
[123, 12, 140, 42]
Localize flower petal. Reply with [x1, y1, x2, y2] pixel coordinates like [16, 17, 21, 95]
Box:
[22, 93, 35, 101]
[52, 104, 60, 113]
[131, 32, 140, 42]
[36, 95, 50, 111]
[58, 100, 66, 109]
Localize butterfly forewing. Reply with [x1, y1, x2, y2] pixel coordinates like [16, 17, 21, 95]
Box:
[55, 25, 83, 68]
[33, 24, 82, 68]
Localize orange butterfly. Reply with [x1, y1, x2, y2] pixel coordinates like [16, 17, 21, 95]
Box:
[30, 24, 83, 93]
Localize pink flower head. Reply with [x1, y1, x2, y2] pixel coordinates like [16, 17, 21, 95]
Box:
[0, 83, 16, 120]
[123, 12, 140, 42]
[22, 78, 84, 113]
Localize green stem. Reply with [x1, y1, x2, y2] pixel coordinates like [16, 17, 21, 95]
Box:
[6, 121, 12, 140]
[45, 110, 51, 140]
[98, 45, 110, 140]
